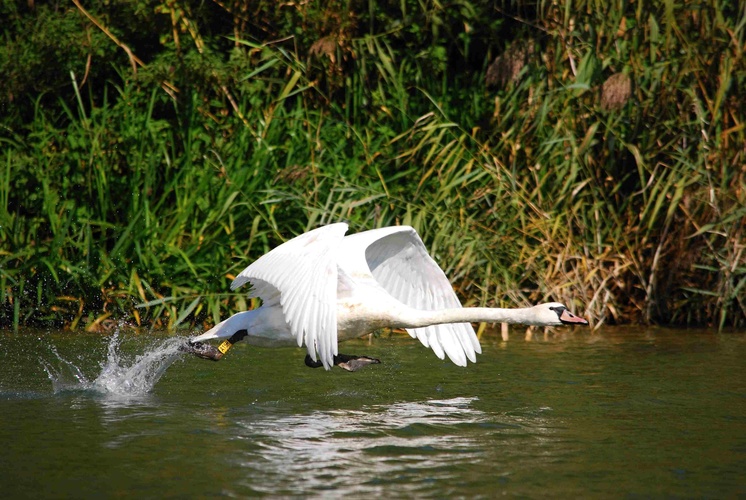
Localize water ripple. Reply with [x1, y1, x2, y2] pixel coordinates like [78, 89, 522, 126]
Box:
[229, 397, 489, 496]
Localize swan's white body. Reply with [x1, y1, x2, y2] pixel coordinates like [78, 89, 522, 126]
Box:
[192, 223, 587, 369]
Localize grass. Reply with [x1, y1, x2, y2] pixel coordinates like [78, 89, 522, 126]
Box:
[1, 1, 744, 331]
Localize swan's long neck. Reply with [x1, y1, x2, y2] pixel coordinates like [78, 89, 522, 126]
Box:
[401, 307, 544, 328]
[191, 306, 297, 347]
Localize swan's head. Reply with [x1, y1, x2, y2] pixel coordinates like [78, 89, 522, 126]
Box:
[532, 303, 589, 326]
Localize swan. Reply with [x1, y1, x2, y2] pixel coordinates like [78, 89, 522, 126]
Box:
[184, 223, 588, 370]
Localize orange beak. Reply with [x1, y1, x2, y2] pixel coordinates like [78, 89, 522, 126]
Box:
[559, 309, 589, 325]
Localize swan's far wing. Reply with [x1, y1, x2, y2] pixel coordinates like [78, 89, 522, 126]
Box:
[364, 227, 482, 366]
[232, 223, 348, 369]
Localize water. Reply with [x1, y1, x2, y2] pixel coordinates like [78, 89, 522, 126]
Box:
[1, 327, 744, 498]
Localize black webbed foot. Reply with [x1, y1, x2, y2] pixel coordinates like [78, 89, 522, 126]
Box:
[334, 354, 381, 372]
[304, 353, 381, 372]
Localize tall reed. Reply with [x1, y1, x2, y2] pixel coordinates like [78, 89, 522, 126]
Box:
[1, 0, 743, 331]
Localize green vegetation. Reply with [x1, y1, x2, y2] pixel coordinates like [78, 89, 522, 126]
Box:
[1, 1, 744, 332]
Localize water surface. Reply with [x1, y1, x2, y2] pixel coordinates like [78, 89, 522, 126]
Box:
[0, 327, 744, 497]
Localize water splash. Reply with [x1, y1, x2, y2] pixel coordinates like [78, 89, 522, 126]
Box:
[40, 344, 93, 393]
[42, 332, 185, 396]
[92, 333, 184, 395]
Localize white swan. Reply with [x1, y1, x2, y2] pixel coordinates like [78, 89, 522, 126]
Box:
[187, 223, 588, 370]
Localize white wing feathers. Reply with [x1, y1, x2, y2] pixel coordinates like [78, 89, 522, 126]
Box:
[231, 223, 349, 369]
[364, 227, 482, 366]
[225, 223, 479, 369]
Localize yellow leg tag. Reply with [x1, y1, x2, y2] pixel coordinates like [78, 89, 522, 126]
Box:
[217, 340, 233, 355]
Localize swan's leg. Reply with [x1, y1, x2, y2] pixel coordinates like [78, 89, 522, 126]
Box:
[304, 355, 324, 368]
[182, 330, 248, 361]
[304, 354, 381, 372]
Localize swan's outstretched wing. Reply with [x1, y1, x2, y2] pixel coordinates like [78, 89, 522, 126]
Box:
[359, 226, 482, 366]
[232, 223, 348, 369]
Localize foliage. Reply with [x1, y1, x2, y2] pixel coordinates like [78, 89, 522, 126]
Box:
[1, 0, 744, 332]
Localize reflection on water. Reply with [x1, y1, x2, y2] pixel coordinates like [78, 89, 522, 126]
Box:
[235, 397, 487, 496]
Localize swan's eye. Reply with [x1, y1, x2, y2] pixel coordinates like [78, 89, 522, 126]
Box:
[548, 305, 565, 315]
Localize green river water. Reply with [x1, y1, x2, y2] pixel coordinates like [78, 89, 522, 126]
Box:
[1, 327, 744, 498]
